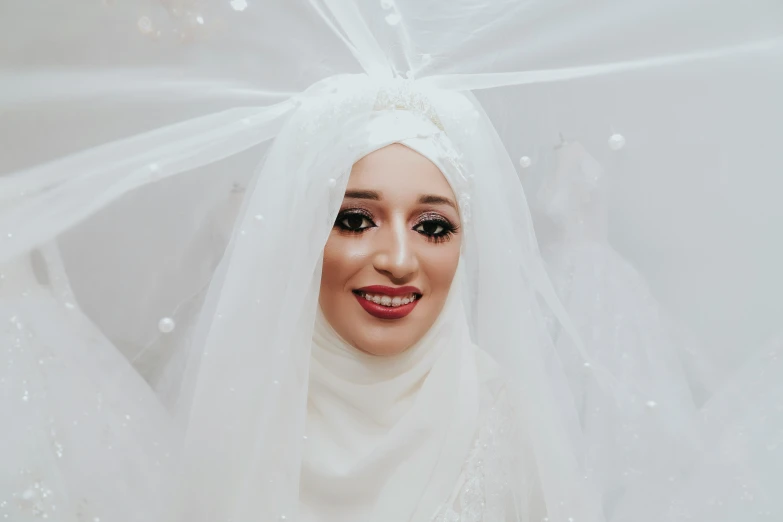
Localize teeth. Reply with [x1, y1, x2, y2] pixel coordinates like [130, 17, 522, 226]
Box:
[359, 292, 417, 307]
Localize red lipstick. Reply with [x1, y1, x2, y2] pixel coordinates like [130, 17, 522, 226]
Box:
[353, 285, 422, 320]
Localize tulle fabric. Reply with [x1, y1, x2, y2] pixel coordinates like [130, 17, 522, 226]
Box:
[0, 247, 174, 522]
[1, 1, 782, 521]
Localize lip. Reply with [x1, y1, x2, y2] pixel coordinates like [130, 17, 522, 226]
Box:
[353, 285, 422, 320]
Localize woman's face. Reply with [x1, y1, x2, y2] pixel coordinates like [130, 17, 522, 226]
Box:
[319, 144, 462, 356]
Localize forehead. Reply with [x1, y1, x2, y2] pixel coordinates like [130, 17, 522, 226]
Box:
[347, 144, 455, 201]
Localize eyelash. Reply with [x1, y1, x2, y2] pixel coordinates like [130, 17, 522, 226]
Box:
[413, 212, 459, 243]
[334, 209, 459, 244]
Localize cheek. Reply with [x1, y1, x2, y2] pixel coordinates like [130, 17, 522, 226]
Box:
[421, 240, 462, 295]
[320, 233, 368, 295]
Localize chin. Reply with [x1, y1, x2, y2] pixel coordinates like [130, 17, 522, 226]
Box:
[351, 319, 421, 357]
[358, 344, 412, 357]
[360, 342, 410, 357]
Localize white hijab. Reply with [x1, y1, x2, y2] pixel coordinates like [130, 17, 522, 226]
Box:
[300, 109, 484, 522]
[303, 277, 481, 522]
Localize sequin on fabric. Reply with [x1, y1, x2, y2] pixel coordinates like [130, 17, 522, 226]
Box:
[432, 391, 514, 522]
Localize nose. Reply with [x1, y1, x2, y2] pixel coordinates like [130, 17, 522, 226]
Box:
[372, 217, 419, 282]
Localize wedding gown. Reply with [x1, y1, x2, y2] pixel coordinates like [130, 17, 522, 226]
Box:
[532, 142, 783, 520]
[535, 142, 710, 405]
[0, 246, 173, 522]
[431, 362, 517, 522]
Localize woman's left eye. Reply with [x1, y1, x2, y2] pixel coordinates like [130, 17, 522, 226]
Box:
[413, 218, 456, 242]
[414, 221, 446, 236]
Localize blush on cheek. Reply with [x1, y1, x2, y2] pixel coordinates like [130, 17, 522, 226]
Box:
[427, 244, 461, 289]
[319, 233, 364, 342]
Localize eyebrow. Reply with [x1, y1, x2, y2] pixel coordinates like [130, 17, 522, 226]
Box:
[343, 190, 380, 200]
[343, 190, 457, 211]
[418, 194, 457, 210]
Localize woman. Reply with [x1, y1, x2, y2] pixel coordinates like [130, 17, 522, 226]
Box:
[305, 141, 510, 522]
[163, 76, 600, 522]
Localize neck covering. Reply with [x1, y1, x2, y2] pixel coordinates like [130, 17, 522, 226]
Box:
[301, 105, 483, 521]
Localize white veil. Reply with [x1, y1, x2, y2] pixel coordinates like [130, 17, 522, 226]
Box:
[1, 1, 782, 521]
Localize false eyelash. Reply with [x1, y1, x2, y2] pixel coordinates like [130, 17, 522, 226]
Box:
[414, 213, 459, 244]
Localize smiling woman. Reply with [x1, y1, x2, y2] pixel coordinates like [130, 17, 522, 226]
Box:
[305, 118, 503, 522]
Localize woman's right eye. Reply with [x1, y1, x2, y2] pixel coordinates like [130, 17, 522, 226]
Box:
[335, 212, 375, 233]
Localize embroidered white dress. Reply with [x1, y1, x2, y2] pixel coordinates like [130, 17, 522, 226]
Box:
[433, 385, 517, 522]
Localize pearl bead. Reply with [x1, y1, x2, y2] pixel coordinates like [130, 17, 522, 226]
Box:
[385, 13, 401, 26]
[137, 16, 153, 34]
[254, 214, 264, 222]
[158, 317, 176, 334]
[328, 178, 337, 188]
[645, 400, 658, 409]
[518, 156, 532, 169]
[230, 0, 248, 11]
[608, 133, 626, 151]
[148, 163, 162, 180]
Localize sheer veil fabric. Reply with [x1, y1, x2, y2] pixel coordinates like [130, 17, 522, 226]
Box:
[1, 1, 782, 522]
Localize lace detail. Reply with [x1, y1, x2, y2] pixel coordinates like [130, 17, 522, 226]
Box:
[432, 391, 514, 522]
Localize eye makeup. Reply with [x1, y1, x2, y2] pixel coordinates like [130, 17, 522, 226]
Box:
[333, 207, 459, 244]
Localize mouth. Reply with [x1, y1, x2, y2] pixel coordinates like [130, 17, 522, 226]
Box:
[352, 285, 422, 320]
